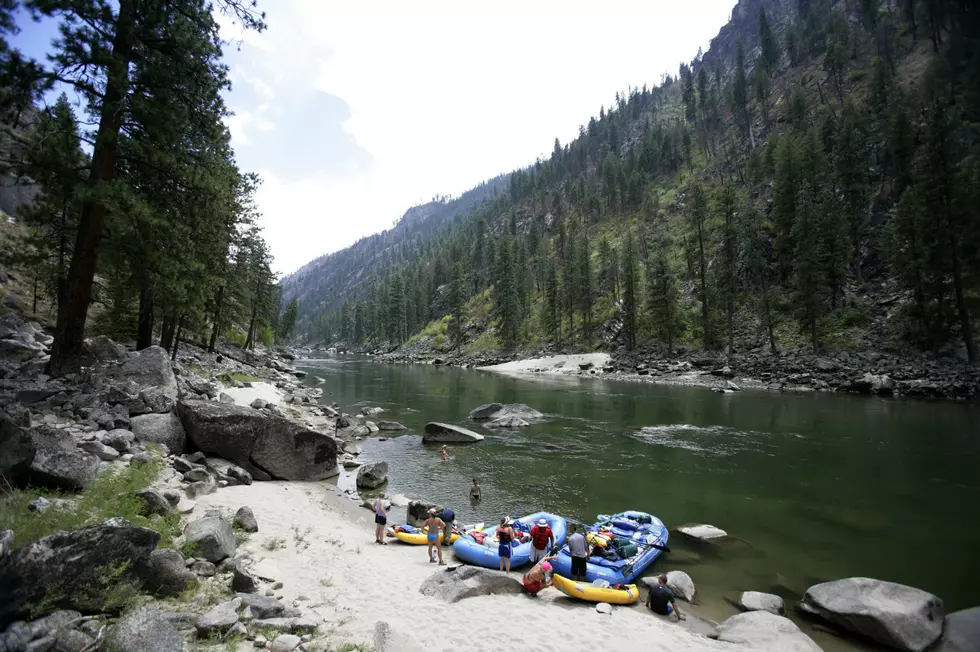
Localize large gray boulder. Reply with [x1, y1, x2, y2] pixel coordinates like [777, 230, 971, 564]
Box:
[206, 456, 253, 486]
[407, 500, 443, 527]
[194, 598, 241, 636]
[141, 548, 193, 597]
[469, 403, 543, 421]
[373, 621, 426, 652]
[422, 422, 484, 443]
[0, 412, 34, 485]
[640, 571, 695, 602]
[27, 427, 99, 491]
[176, 400, 338, 481]
[0, 518, 160, 627]
[232, 560, 258, 593]
[469, 403, 503, 419]
[86, 336, 130, 363]
[802, 578, 944, 651]
[102, 429, 135, 453]
[376, 421, 406, 431]
[714, 611, 822, 652]
[419, 566, 523, 603]
[356, 461, 388, 488]
[110, 607, 183, 652]
[935, 606, 980, 652]
[117, 346, 178, 402]
[130, 413, 186, 456]
[487, 415, 529, 428]
[233, 506, 258, 533]
[237, 594, 300, 619]
[183, 517, 236, 563]
[738, 591, 786, 615]
[677, 524, 728, 541]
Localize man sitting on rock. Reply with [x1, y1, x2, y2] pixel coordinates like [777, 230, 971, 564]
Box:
[646, 574, 686, 621]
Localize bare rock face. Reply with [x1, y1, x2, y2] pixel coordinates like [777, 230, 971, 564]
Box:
[0, 518, 160, 627]
[176, 400, 338, 481]
[355, 461, 388, 488]
[738, 591, 786, 615]
[117, 346, 178, 403]
[27, 426, 99, 491]
[183, 517, 236, 563]
[802, 577, 944, 652]
[130, 413, 186, 456]
[935, 606, 980, 652]
[714, 611, 822, 652]
[141, 549, 194, 597]
[110, 607, 183, 652]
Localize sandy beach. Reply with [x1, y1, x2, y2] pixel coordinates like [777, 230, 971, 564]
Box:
[195, 480, 747, 651]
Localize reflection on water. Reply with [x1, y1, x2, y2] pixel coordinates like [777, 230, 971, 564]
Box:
[299, 355, 980, 644]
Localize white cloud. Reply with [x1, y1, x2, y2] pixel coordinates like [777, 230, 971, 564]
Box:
[222, 0, 738, 273]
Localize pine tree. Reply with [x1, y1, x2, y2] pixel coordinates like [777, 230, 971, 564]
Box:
[686, 181, 712, 349]
[448, 262, 467, 349]
[542, 257, 560, 344]
[597, 235, 618, 302]
[494, 238, 520, 348]
[759, 7, 780, 76]
[278, 298, 299, 341]
[387, 273, 406, 343]
[717, 183, 738, 356]
[646, 223, 679, 354]
[773, 135, 799, 277]
[833, 102, 868, 282]
[741, 203, 778, 353]
[620, 231, 639, 350]
[732, 41, 751, 143]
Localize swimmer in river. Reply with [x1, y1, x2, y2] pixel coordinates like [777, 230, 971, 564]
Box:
[441, 445, 448, 461]
[470, 478, 482, 501]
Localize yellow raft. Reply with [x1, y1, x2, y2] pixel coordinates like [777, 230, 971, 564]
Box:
[552, 573, 640, 605]
[389, 523, 483, 545]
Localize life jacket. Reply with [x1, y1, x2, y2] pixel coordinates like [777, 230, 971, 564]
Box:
[496, 527, 512, 543]
[530, 525, 552, 549]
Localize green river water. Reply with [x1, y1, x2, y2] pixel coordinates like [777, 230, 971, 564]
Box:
[297, 356, 978, 647]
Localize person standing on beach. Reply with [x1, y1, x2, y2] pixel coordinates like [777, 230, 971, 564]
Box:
[529, 518, 554, 563]
[441, 506, 456, 544]
[441, 445, 448, 461]
[373, 492, 387, 545]
[496, 517, 516, 574]
[423, 508, 446, 565]
[567, 524, 589, 581]
[469, 479, 482, 501]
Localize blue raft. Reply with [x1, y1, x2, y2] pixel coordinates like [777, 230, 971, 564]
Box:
[453, 512, 567, 570]
[552, 510, 668, 585]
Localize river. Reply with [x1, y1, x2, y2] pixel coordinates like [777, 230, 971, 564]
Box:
[297, 355, 978, 647]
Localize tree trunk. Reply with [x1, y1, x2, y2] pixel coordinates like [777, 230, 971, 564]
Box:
[136, 287, 154, 350]
[697, 222, 710, 349]
[160, 317, 176, 352]
[949, 244, 976, 364]
[208, 285, 224, 353]
[32, 273, 38, 315]
[171, 319, 183, 362]
[244, 304, 258, 350]
[48, 0, 137, 375]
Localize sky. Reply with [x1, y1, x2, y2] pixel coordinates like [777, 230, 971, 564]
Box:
[12, 0, 738, 274]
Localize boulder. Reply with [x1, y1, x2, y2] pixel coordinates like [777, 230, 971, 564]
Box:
[130, 413, 186, 456]
[0, 413, 35, 485]
[110, 607, 183, 652]
[422, 422, 484, 443]
[469, 403, 503, 419]
[250, 398, 268, 410]
[487, 415, 529, 428]
[191, 560, 215, 577]
[183, 517, 236, 563]
[55, 628, 95, 651]
[139, 387, 175, 414]
[136, 490, 171, 516]
[373, 621, 426, 652]
[194, 598, 241, 636]
[936, 606, 980, 652]
[802, 577, 944, 651]
[407, 500, 443, 527]
[237, 594, 300, 619]
[184, 478, 217, 499]
[101, 429, 135, 453]
[77, 440, 120, 461]
[0, 518, 160, 626]
[233, 506, 258, 533]
[376, 421, 406, 431]
[666, 571, 696, 602]
[206, 457, 253, 486]
[142, 548, 193, 597]
[176, 400, 338, 481]
[117, 346, 178, 403]
[418, 566, 523, 603]
[182, 467, 211, 483]
[29, 496, 52, 512]
[28, 428, 99, 491]
[270, 634, 302, 652]
[87, 336, 130, 363]
[232, 560, 258, 593]
[596, 603, 613, 614]
[360, 406, 384, 415]
[677, 524, 727, 541]
[738, 591, 785, 615]
[356, 461, 389, 488]
[714, 611, 822, 652]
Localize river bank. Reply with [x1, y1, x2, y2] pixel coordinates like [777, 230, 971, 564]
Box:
[367, 337, 980, 402]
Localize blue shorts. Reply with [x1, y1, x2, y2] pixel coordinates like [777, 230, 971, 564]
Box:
[498, 543, 512, 559]
[427, 533, 438, 543]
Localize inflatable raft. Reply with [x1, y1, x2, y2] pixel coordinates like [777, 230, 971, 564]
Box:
[387, 522, 483, 545]
[552, 510, 668, 585]
[453, 512, 567, 569]
[551, 573, 640, 605]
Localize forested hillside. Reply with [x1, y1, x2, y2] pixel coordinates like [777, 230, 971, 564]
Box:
[0, 0, 294, 370]
[291, 0, 980, 365]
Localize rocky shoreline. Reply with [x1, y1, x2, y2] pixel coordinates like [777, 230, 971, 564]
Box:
[365, 336, 979, 402]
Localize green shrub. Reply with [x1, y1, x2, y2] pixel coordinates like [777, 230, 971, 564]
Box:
[0, 450, 181, 549]
[225, 328, 246, 347]
[260, 326, 275, 346]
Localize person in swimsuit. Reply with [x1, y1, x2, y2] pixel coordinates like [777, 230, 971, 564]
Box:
[373, 492, 387, 545]
[522, 556, 557, 596]
[423, 508, 446, 565]
[470, 479, 482, 501]
[496, 517, 517, 573]
[441, 445, 448, 461]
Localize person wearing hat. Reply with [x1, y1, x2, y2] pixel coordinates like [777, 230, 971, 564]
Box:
[529, 518, 554, 564]
[495, 516, 517, 573]
[423, 508, 447, 565]
[522, 555, 558, 596]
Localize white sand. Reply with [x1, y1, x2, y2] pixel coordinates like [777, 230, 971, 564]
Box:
[479, 353, 611, 375]
[195, 481, 750, 651]
[221, 381, 283, 407]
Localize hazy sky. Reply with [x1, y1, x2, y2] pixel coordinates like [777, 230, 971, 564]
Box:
[14, 1, 738, 274]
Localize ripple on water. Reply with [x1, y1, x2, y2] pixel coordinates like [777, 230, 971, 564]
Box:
[628, 423, 782, 457]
